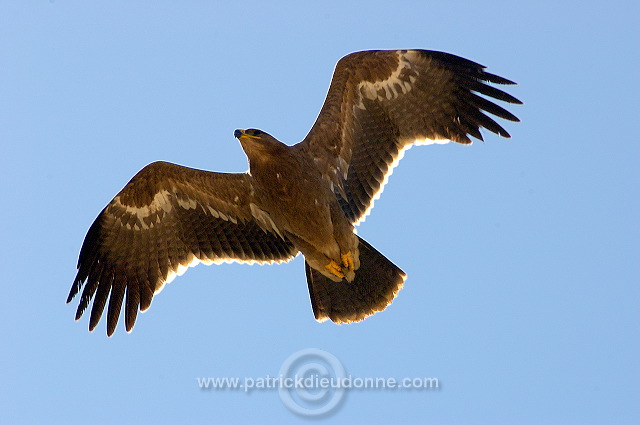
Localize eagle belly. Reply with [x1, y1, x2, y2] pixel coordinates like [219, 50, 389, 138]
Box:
[251, 163, 359, 281]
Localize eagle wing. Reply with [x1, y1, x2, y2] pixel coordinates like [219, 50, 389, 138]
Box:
[67, 161, 297, 335]
[296, 49, 522, 223]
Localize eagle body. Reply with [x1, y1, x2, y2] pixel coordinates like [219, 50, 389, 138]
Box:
[239, 130, 359, 282]
[68, 49, 521, 335]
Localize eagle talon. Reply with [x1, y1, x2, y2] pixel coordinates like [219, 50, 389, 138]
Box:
[325, 260, 345, 279]
[341, 252, 355, 271]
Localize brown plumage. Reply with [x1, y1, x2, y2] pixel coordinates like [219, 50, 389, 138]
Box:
[67, 49, 521, 335]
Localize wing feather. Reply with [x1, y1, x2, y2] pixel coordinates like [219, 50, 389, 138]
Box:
[296, 49, 521, 223]
[67, 161, 297, 335]
[124, 276, 140, 331]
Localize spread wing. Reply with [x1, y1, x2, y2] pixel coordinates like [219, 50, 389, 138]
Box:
[295, 49, 522, 223]
[67, 161, 297, 336]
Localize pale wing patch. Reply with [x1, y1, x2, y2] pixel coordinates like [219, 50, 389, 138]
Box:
[176, 195, 197, 210]
[355, 51, 419, 110]
[109, 186, 295, 308]
[249, 202, 284, 239]
[113, 189, 240, 230]
[113, 190, 171, 230]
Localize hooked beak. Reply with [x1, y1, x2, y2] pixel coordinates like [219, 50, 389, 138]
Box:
[234, 129, 260, 140]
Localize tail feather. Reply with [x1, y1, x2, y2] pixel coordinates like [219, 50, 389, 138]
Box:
[305, 236, 406, 323]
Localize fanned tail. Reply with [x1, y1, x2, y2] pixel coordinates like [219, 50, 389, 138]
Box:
[305, 236, 406, 323]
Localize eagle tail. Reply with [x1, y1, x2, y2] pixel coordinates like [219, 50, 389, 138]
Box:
[305, 236, 406, 323]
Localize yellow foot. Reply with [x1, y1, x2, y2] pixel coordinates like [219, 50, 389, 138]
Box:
[341, 251, 355, 271]
[325, 260, 345, 279]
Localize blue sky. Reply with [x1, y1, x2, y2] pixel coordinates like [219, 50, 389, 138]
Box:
[1, 1, 638, 424]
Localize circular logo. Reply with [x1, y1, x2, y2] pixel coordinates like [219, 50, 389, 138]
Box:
[278, 348, 346, 416]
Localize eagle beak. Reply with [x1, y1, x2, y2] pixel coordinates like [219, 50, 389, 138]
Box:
[234, 129, 261, 140]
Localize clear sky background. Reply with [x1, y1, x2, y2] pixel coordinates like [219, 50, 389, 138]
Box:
[1, 1, 638, 424]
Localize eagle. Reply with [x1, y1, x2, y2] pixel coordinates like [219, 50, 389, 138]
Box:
[67, 49, 521, 336]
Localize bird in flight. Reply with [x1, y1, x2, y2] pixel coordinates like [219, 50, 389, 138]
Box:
[67, 49, 521, 336]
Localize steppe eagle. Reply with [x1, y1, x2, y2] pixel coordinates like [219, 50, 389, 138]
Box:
[67, 49, 521, 335]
